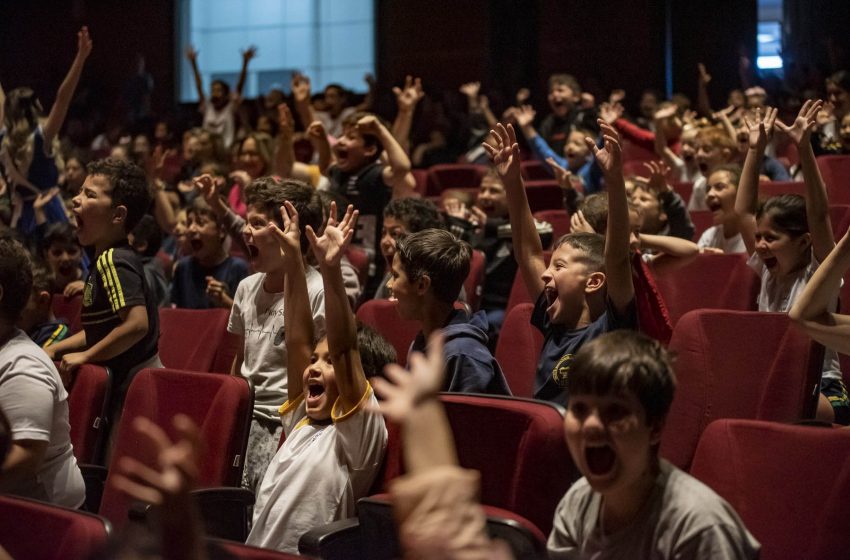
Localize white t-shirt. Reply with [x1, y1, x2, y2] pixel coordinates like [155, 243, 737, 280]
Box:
[201, 100, 237, 149]
[548, 459, 760, 559]
[688, 175, 708, 211]
[0, 330, 85, 508]
[228, 269, 326, 421]
[748, 252, 843, 381]
[247, 387, 387, 553]
[698, 224, 747, 254]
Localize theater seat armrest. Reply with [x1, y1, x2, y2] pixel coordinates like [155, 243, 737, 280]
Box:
[79, 463, 109, 512]
[299, 517, 363, 559]
[192, 487, 255, 542]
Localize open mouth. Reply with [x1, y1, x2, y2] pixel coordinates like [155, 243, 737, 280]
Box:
[763, 256, 778, 269]
[190, 239, 203, 252]
[58, 263, 75, 276]
[698, 162, 709, 173]
[585, 444, 616, 476]
[707, 200, 722, 212]
[246, 244, 260, 259]
[306, 381, 326, 405]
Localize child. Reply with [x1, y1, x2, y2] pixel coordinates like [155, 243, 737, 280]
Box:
[17, 264, 69, 349]
[227, 176, 326, 493]
[688, 126, 737, 211]
[735, 101, 849, 425]
[386, 228, 511, 395]
[0, 237, 85, 508]
[326, 113, 417, 298]
[39, 222, 86, 296]
[374, 197, 444, 300]
[171, 195, 249, 309]
[697, 164, 746, 253]
[537, 74, 599, 155]
[548, 330, 760, 558]
[128, 214, 170, 308]
[484, 121, 636, 405]
[247, 202, 389, 553]
[630, 162, 695, 241]
[0, 27, 91, 236]
[45, 158, 160, 419]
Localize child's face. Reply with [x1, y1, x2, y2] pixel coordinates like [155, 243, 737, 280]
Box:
[303, 337, 340, 421]
[380, 216, 408, 262]
[387, 253, 422, 320]
[705, 170, 738, 223]
[540, 243, 595, 326]
[210, 82, 229, 109]
[679, 136, 697, 163]
[239, 137, 265, 179]
[630, 187, 665, 234]
[334, 127, 375, 172]
[548, 84, 576, 117]
[64, 158, 86, 192]
[71, 175, 120, 248]
[183, 134, 200, 161]
[563, 131, 590, 170]
[827, 82, 850, 115]
[174, 210, 192, 256]
[839, 114, 850, 149]
[639, 92, 658, 119]
[696, 143, 729, 174]
[564, 391, 660, 495]
[476, 175, 508, 219]
[728, 89, 745, 109]
[46, 241, 82, 279]
[628, 209, 643, 253]
[242, 205, 282, 273]
[755, 214, 811, 277]
[187, 211, 224, 262]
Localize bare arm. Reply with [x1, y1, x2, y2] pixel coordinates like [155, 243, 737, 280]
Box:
[272, 104, 297, 178]
[790, 227, 850, 324]
[44, 329, 87, 359]
[696, 63, 714, 117]
[307, 121, 334, 175]
[185, 46, 206, 106]
[291, 74, 315, 131]
[306, 203, 368, 413]
[235, 46, 256, 99]
[592, 121, 634, 313]
[0, 440, 48, 493]
[734, 107, 778, 255]
[43, 27, 92, 146]
[356, 116, 416, 198]
[391, 76, 424, 154]
[354, 73, 376, 112]
[484, 123, 546, 299]
[230, 343, 244, 377]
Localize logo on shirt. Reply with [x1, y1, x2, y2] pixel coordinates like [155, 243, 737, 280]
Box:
[83, 278, 94, 307]
[553, 353, 573, 388]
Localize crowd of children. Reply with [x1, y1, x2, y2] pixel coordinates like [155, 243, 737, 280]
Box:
[3, 22, 850, 559]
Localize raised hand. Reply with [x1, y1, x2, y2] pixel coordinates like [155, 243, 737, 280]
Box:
[306, 202, 359, 268]
[205, 276, 232, 308]
[145, 145, 175, 180]
[599, 102, 624, 124]
[77, 26, 93, 60]
[277, 103, 295, 138]
[816, 101, 836, 127]
[306, 120, 327, 140]
[356, 114, 382, 136]
[742, 106, 778, 150]
[33, 187, 61, 211]
[482, 123, 521, 183]
[268, 201, 304, 265]
[241, 45, 257, 63]
[546, 157, 574, 191]
[653, 104, 678, 121]
[698, 63, 712, 85]
[443, 198, 469, 221]
[515, 87, 531, 105]
[642, 161, 672, 193]
[393, 76, 424, 112]
[514, 104, 536, 128]
[371, 332, 445, 423]
[776, 99, 824, 147]
[586, 120, 623, 176]
[570, 210, 596, 234]
[291, 73, 311, 104]
[459, 81, 481, 100]
[185, 45, 198, 62]
[110, 415, 202, 508]
[609, 89, 626, 105]
[580, 92, 595, 109]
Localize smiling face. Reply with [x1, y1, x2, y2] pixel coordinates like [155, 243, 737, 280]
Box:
[827, 81, 850, 117]
[380, 216, 408, 263]
[755, 214, 811, 277]
[564, 391, 660, 495]
[630, 187, 665, 234]
[187, 210, 225, 264]
[548, 84, 576, 117]
[705, 170, 738, 224]
[563, 130, 590, 171]
[540, 243, 598, 326]
[387, 252, 423, 320]
[333, 126, 376, 172]
[476, 174, 508, 219]
[71, 174, 122, 250]
[239, 137, 266, 179]
[303, 337, 340, 420]
[242, 205, 283, 273]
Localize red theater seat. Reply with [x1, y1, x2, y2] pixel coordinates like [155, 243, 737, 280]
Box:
[691, 419, 850, 560]
[524, 180, 562, 213]
[67, 364, 112, 464]
[0, 495, 111, 560]
[495, 303, 542, 398]
[355, 299, 420, 367]
[426, 163, 486, 196]
[464, 249, 486, 311]
[759, 180, 806, 198]
[817, 155, 850, 205]
[214, 539, 307, 559]
[661, 310, 822, 470]
[158, 308, 239, 373]
[533, 209, 570, 245]
[52, 293, 83, 334]
[520, 159, 552, 181]
[689, 210, 715, 242]
[505, 250, 552, 313]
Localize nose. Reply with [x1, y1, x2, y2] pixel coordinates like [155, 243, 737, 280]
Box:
[541, 267, 553, 284]
[582, 407, 605, 435]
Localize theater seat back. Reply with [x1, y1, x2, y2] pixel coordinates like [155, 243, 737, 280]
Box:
[158, 308, 238, 373]
[495, 303, 542, 398]
[356, 299, 420, 367]
[67, 364, 112, 464]
[52, 293, 83, 334]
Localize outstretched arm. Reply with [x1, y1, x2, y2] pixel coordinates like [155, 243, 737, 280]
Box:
[696, 63, 714, 117]
[43, 27, 92, 146]
[185, 45, 206, 106]
[391, 76, 424, 155]
[291, 74, 315, 131]
[734, 107, 777, 256]
[484, 123, 546, 299]
[306, 203, 368, 413]
[777, 99, 834, 262]
[357, 116, 416, 198]
[307, 120, 334, 175]
[235, 46, 256, 99]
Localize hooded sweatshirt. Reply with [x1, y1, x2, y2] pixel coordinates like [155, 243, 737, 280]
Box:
[410, 309, 511, 395]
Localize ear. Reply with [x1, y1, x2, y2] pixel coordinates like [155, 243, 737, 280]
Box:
[649, 418, 665, 446]
[585, 271, 606, 294]
[363, 144, 378, 160]
[112, 204, 128, 226]
[37, 290, 51, 307]
[798, 232, 813, 250]
[415, 274, 431, 296]
[721, 147, 733, 161]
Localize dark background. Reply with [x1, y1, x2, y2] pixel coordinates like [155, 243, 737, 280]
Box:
[0, 0, 847, 125]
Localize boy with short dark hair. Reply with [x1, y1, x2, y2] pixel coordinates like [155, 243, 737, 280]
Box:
[538, 73, 599, 155]
[387, 228, 510, 395]
[549, 330, 760, 558]
[39, 222, 86, 296]
[45, 158, 160, 413]
[485, 121, 636, 405]
[17, 264, 69, 348]
[128, 214, 170, 308]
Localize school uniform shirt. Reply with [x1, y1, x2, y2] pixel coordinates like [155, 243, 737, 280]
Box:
[171, 255, 249, 309]
[548, 459, 760, 559]
[28, 319, 70, 349]
[246, 387, 387, 553]
[532, 293, 637, 406]
[697, 225, 747, 254]
[0, 330, 85, 508]
[227, 269, 325, 421]
[82, 244, 160, 389]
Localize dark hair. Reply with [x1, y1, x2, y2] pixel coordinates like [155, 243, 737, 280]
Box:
[709, 163, 742, 187]
[245, 176, 324, 253]
[396, 229, 471, 304]
[0, 237, 34, 322]
[130, 214, 163, 258]
[186, 196, 220, 224]
[87, 158, 151, 232]
[757, 194, 809, 238]
[324, 83, 348, 97]
[356, 322, 397, 379]
[827, 70, 850, 92]
[553, 232, 605, 273]
[548, 73, 581, 95]
[3, 87, 43, 131]
[579, 193, 609, 234]
[568, 330, 676, 429]
[341, 111, 386, 161]
[30, 262, 55, 295]
[384, 198, 444, 233]
[211, 79, 231, 97]
[40, 222, 81, 259]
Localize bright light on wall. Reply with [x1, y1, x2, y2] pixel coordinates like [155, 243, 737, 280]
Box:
[757, 55, 783, 69]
